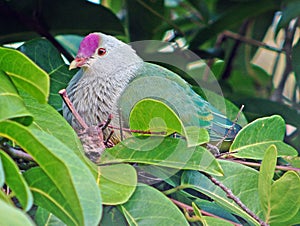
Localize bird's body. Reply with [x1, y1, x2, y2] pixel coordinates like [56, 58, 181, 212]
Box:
[63, 32, 241, 161]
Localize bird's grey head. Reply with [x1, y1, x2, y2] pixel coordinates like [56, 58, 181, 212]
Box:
[69, 32, 142, 77]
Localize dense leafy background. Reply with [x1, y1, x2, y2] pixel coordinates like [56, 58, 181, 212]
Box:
[0, 0, 300, 225]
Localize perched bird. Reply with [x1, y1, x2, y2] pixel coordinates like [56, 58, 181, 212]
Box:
[63, 32, 241, 161]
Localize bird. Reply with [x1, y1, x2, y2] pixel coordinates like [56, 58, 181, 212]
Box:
[63, 32, 241, 162]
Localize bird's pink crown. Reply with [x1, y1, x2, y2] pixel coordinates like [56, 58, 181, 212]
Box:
[77, 33, 100, 58]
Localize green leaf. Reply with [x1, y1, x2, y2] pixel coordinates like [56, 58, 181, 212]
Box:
[35, 207, 66, 226]
[0, 151, 33, 211]
[22, 85, 85, 163]
[0, 47, 49, 103]
[120, 183, 189, 225]
[0, 189, 14, 206]
[0, 199, 34, 226]
[100, 136, 223, 176]
[24, 167, 81, 226]
[0, 120, 102, 226]
[267, 171, 300, 224]
[99, 164, 137, 205]
[203, 216, 233, 226]
[181, 160, 261, 226]
[18, 38, 74, 109]
[56, 35, 83, 58]
[130, 99, 209, 147]
[0, 71, 33, 125]
[258, 145, 277, 218]
[230, 115, 298, 159]
[100, 206, 128, 225]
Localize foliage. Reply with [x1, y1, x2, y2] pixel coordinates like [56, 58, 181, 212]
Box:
[0, 0, 300, 225]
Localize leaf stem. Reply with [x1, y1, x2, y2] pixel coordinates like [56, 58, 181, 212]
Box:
[225, 158, 300, 172]
[163, 185, 191, 195]
[204, 173, 269, 226]
[170, 198, 243, 226]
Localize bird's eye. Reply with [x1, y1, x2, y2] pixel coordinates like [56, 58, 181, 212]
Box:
[97, 48, 106, 56]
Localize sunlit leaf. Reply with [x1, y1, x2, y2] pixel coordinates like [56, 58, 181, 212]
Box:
[0, 120, 102, 226]
[0, 71, 32, 125]
[130, 99, 209, 146]
[0, 151, 33, 211]
[0, 47, 49, 103]
[101, 136, 223, 176]
[0, 199, 34, 226]
[99, 164, 137, 205]
[230, 115, 298, 159]
[120, 183, 189, 225]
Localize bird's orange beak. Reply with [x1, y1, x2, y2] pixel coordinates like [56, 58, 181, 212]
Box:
[69, 57, 87, 70]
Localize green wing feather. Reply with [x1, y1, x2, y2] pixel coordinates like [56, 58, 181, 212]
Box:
[119, 62, 241, 141]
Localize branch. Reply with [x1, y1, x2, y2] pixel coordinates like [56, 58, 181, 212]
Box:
[0, 141, 34, 162]
[204, 173, 269, 226]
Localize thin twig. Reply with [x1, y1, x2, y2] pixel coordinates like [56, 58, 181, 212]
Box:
[225, 158, 300, 172]
[204, 173, 269, 226]
[223, 30, 283, 53]
[170, 198, 243, 226]
[59, 89, 88, 130]
[0, 142, 34, 162]
[107, 125, 166, 135]
[215, 104, 245, 148]
[222, 21, 250, 80]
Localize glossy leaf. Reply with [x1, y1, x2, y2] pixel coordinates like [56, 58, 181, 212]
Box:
[56, 35, 83, 58]
[130, 98, 209, 147]
[100, 206, 128, 225]
[230, 115, 298, 159]
[24, 167, 79, 226]
[35, 207, 66, 226]
[267, 171, 300, 224]
[0, 120, 102, 226]
[100, 136, 223, 176]
[120, 183, 189, 225]
[258, 145, 277, 218]
[22, 93, 86, 163]
[0, 47, 49, 103]
[99, 164, 137, 205]
[181, 160, 261, 226]
[0, 151, 33, 211]
[0, 71, 32, 125]
[19, 38, 74, 109]
[0, 199, 34, 226]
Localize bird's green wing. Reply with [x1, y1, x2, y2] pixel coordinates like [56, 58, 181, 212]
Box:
[119, 62, 240, 142]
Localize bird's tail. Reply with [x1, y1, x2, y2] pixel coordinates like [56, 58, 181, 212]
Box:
[209, 109, 242, 141]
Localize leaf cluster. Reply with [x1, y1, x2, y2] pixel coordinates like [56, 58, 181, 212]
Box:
[0, 0, 300, 225]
